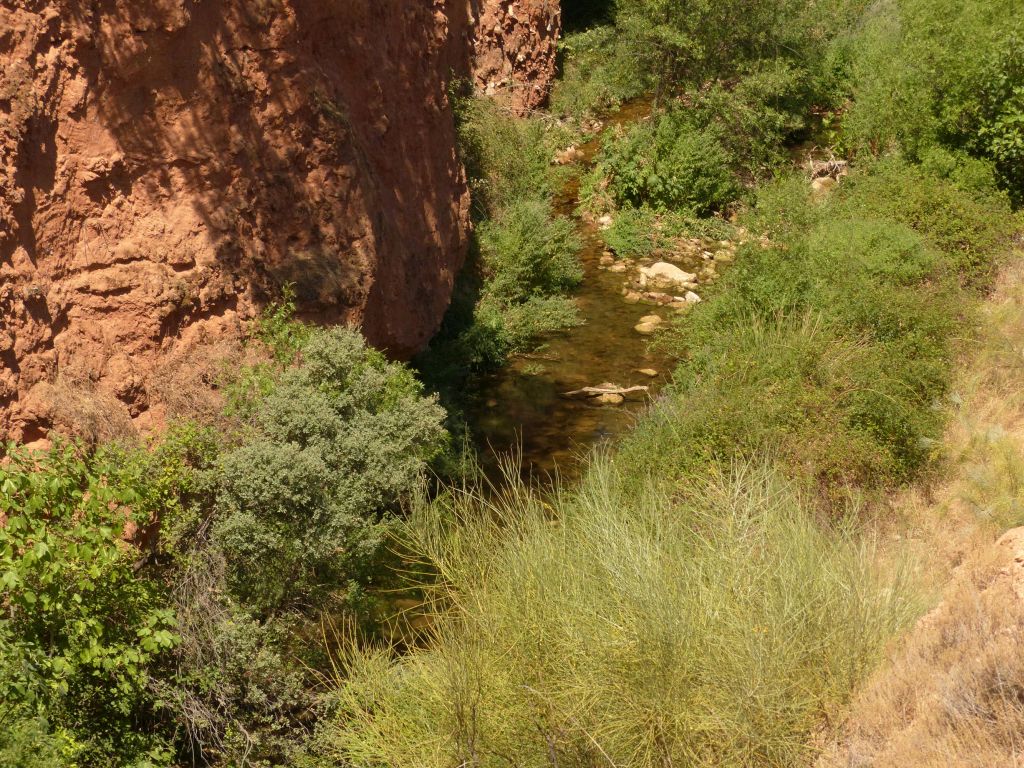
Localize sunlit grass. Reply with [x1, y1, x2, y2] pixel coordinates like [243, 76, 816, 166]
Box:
[317, 458, 920, 767]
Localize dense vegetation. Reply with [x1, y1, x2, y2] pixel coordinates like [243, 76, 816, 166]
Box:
[1, 0, 1022, 765]
[1, 303, 448, 766]
[315, 0, 1022, 765]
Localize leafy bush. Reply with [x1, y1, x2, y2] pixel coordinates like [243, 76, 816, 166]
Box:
[588, 112, 738, 213]
[478, 199, 583, 303]
[842, 0, 1024, 201]
[0, 713, 76, 768]
[602, 206, 660, 258]
[0, 443, 178, 765]
[689, 59, 830, 175]
[419, 104, 584, 387]
[549, 26, 651, 120]
[453, 93, 560, 218]
[830, 157, 1016, 280]
[630, 159, 1016, 491]
[972, 31, 1024, 204]
[212, 327, 447, 617]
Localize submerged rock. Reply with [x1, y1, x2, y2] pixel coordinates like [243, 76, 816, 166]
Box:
[634, 314, 664, 334]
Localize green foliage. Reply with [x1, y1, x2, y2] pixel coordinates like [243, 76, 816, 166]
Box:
[630, 161, 1014, 491]
[973, 31, 1024, 204]
[549, 26, 651, 120]
[453, 92, 559, 218]
[478, 199, 583, 303]
[831, 157, 1016, 280]
[420, 99, 584, 387]
[689, 59, 828, 175]
[613, 0, 858, 95]
[0, 713, 77, 768]
[223, 285, 312, 420]
[842, 0, 1024, 202]
[587, 111, 739, 213]
[0, 443, 177, 765]
[603, 206, 661, 258]
[314, 461, 918, 768]
[213, 327, 447, 616]
[255, 283, 311, 364]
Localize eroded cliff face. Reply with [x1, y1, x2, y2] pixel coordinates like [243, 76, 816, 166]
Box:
[0, 0, 560, 442]
[473, 0, 561, 113]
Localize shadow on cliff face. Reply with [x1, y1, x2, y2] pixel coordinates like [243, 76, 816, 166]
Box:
[53, 0, 473, 357]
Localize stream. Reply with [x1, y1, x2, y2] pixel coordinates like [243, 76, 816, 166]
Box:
[464, 99, 733, 480]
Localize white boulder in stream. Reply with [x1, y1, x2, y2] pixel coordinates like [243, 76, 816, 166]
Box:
[639, 262, 697, 291]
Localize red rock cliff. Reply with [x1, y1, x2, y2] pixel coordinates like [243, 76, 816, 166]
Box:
[473, 0, 561, 113]
[0, 0, 559, 442]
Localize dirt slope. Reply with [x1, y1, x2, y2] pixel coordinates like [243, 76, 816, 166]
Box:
[818, 254, 1024, 768]
[0, 0, 559, 442]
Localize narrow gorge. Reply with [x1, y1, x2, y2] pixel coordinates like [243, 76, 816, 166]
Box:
[3, 1, 1024, 766]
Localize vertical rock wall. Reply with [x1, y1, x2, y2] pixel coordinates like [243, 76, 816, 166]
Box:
[0, 0, 560, 442]
[473, 0, 562, 113]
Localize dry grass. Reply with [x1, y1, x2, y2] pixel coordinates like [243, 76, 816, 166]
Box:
[816, 531, 1024, 768]
[817, 249, 1024, 767]
[45, 377, 139, 447]
[148, 337, 248, 426]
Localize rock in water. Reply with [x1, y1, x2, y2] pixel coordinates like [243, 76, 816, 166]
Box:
[639, 262, 697, 291]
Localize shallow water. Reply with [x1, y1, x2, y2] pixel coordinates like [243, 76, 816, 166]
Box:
[465, 99, 679, 480]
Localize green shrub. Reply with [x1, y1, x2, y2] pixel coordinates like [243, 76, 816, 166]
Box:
[212, 327, 448, 617]
[842, 0, 1023, 202]
[0, 443, 178, 765]
[0, 714, 77, 768]
[631, 160, 1014, 491]
[478, 199, 583, 303]
[973, 31, 1024, 204]
[314, 460, 918, 768]
[549, 26, 651, 120]
[588, 112, 739, 213]
[453, 93, 559, 218]
[831, 157, 1016, 280]
[689, 59, 829, 175]
[602, 206, 660, 258]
